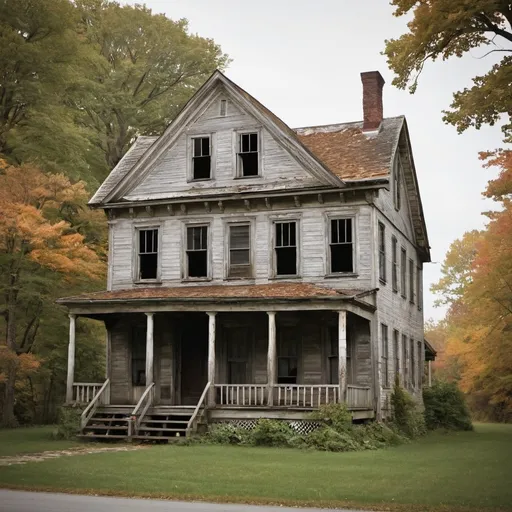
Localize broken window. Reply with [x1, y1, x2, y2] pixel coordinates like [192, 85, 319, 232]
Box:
[401, 247, 407, 299]
[186, 225, 208, 278]
[278, 327, 298, 384]
[192, 136, 211, 180]
[228, 224, 251, 278]
[237, 132, 259, 177]
[378, 222, 386, 282]
[138, 228, 158, 280]
[275, 221, 297, 276]
[330, 218, 353, 273]
[409, 258, 415, 304]
[391, 236, 398, 292]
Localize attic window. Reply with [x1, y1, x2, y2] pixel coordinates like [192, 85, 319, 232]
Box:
[237, 132, 259, 177]
[137, 228, 159, 280]
[192, 136, 211, 180]
[220, 99, 227, 116]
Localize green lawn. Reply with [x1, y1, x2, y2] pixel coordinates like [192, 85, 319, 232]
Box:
[0, 423, 511, 511]
[0, 426, 82, 457]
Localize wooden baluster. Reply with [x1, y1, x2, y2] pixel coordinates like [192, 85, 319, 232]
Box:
[242, 386, 245, 406]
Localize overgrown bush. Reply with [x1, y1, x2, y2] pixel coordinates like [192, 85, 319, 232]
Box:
[423, 381, 473, 431]
[251, 419, 295, 446]
[310, 403, 353, 432]
[54, 405, 83, 440]
[390, 375, 426, 439]
[206, 423, 252, 445]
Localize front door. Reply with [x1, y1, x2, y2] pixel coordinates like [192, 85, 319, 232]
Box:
[180, 315, 208, 405]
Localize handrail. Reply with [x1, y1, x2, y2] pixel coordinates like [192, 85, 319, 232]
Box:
[186, 381, 211, 437]
[80, 379, 110, 430]
[131, 382, 155, 433]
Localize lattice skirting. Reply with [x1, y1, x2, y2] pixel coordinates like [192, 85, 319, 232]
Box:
[211, 419, 323, 435]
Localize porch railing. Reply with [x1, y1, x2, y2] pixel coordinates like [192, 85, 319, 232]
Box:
[130, 382, 155, 435]
[73, 382, 106, 404]
[80, 379, 110, 430]
[346, 385, 372, 409]
[216, 384, 267, 406]
[273, 385, 340, 407]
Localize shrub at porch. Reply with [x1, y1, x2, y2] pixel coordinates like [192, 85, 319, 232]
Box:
[423, 381, 473, 431]
[390, 376, 426, 439]
[54, 405, 83, 440]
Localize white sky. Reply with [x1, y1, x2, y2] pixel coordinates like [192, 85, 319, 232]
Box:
[127, 0, 506, 321]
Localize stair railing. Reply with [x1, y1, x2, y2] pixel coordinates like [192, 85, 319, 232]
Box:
[130, 382, 155, 436]
[80, 379, 110, 431]
[186, 381, 211, 437]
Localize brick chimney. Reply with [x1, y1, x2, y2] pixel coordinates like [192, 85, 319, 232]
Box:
[361, 71, 385, 131]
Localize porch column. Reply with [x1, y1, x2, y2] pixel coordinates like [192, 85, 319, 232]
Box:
[207, 312, 216, 406]
[267, 311, 277, 406]
[338, 310, 347, 403]
[66, 314, 76, 403]
[145, 312, 154, 386]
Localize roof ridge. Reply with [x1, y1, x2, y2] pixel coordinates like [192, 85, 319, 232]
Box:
[293, 115, 405, 132]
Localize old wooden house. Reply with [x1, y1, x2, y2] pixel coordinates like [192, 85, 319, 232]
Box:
[58, 70, 431, 440]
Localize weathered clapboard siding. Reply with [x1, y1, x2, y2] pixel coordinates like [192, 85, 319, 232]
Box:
[109, 320, 131, 404]
[109, 200, 373, 292]
[124, 96, 323, 202]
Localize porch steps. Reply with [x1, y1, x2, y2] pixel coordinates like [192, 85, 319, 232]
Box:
[80, 408, 131, 440]
[133, 407, 194, 441]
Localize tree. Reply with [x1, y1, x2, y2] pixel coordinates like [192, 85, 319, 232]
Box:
[384, 1, 512, 142]
[74, 0, 230, 176]
[0, 160, 105, 426]
[0, 0, 95, 177]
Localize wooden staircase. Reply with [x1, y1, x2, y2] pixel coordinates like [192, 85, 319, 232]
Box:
[79, 406, 132, 440]
[133, 406, 195, 440]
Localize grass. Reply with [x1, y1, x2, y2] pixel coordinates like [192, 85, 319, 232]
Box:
[0, 423, 511, 511]
[0, 426, 82, 457]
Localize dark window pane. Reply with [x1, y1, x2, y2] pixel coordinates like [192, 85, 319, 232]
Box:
[139, 231, 145, 253]
[193, 138, 202, 157]
[187, 251, 207, 277]
[276, 247, 296, 275]
[331, 244, 353, 273]
[329, 358, 339, 385]
[239, 153, 258, 176]
[193, 156, 211, 179]
[346, 218, 352, 242]
[139, 254, 157, 279]
[202, 137, 210, 156]
[250, 133, 258, 151]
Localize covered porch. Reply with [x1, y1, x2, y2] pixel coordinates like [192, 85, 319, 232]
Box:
[59, 283, 377, 430]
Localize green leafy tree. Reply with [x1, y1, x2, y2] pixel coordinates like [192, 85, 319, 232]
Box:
[384, 1, 512, 142]
[74, 0, 230, 177]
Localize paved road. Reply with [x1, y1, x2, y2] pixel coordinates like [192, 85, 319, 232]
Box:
[0, 490, 365, 512]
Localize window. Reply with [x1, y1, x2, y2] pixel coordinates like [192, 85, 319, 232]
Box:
[393, 329, 400, 379]
[186, 225, 208, 278]
[278, 327, 298, 384]
[394, 154, 402, 210]
[228, 224, 251, 278]
[192, 136, 211, 180]
[410, 338, 415, 388]
[401, 247, 407, 299]
[402, 334, 408, 388]
[378, 222, 386, 283]
[381, 324, 389, 387]
[329, 218, 354, 273]
[327, 325, 339, 385]
[417, 341, 422, 389]
[137, 228, 158, 280]
[409, 258, 415, 304]
[220, 99, 227, 117]
[131, 325, 146, 386]
[237, 132, 259, 177]
[392, 236, 398, 292]
[274, 221, 297, 276]
[417, 265, 423, 311]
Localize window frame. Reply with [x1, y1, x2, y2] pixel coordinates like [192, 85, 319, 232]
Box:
[381, 324, 389, 388]
[409, 258, 415, 304]
[391, 236, 398, 293]
[133, 223, 162, 284]
[181, 220, 212, 281]
[270, 215, 301, 279]
[224, 219, 254, 280]
[378, 222, 386, 284]
[187, 133, 215, 182]
[400, 247, 407, 300]
[234, 128, 262, 179]
[325, 212, 358, 277]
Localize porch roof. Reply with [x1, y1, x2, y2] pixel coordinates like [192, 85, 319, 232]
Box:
[57, 282, 373, 305]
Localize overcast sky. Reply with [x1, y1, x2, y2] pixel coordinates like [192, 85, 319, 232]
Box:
[127, 0, 505, 321]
